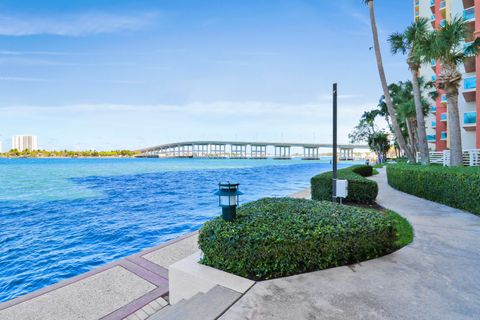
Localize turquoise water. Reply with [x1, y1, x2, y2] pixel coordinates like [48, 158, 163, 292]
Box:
[0, 158, 345, 303]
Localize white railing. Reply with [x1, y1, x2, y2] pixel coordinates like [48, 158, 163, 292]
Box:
[417, 149, 479, 166]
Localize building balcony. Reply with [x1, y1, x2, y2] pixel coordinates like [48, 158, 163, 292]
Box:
[440, 1, 446, 10]
[441, 94, 447, 104]
[464, 42, 476, 72]
[463, 111, 477, 131]
[464, 56, 475, 73]
[464, 7, 475, 21]
[441, 131, 448, 140]
[440, 19, 446, 28]
[427, 134, 436, 142]
[464, 7, 476, 40]
[464, 42, 476, 73]
[441, 112, 447, 122]
[431, 59, 437, 68]
[431, 121, 437, 128]
[431, 105, 437, 113]
[432, 75, 437, 81]
[463, 0, 474, 9]
[463, 76, 476, 102]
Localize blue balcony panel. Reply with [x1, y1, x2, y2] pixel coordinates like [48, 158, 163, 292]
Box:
[464, 77, 476, 90]
[464, 7, 475, 21]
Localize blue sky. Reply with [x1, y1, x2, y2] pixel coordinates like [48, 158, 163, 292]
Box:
[0, 0, 412, 151]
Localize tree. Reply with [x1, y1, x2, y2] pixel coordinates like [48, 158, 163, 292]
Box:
[388, 80, 430, 156]
[349, 110, 391, 162]
[363, 0, 415, 163]
[388, 17, 430, 164]
[368, 131, 391, 162]
[426, 17, 480, 166]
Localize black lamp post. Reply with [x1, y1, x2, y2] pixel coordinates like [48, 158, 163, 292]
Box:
[215, 182, 243, 222]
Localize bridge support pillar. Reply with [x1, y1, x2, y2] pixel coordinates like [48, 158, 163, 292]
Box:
[274, 146, 291, 160]
[211, 144, 226, 158]
[302, 147, 320, 160]
[231, 145, 247, 158]
[251, 145, 267, 159]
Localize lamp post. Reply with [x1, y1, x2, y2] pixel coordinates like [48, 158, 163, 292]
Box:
[215, 182, 243, 222]
[332, 83, 338, 202]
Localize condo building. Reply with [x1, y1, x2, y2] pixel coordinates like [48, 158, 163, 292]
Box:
[12, 135, 38, 152]
[415, 0, 480, 151]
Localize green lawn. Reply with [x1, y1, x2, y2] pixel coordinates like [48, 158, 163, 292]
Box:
[385, 210, 414, 249]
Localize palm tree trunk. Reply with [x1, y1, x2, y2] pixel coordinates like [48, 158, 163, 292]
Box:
[405, 119, 417, 154]
[367, 1, 416, 162]
[445, 88, 463, 166]
[411, 68, 430, 164]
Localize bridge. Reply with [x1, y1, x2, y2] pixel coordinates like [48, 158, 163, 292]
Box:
[136, 141, 369, 160]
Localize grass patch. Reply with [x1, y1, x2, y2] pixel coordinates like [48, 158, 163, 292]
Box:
[384, 210, 414, 249]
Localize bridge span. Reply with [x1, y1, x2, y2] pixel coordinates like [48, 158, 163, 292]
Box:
[136, 141, 369, 160]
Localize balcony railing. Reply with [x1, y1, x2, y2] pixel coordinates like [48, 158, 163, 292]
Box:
[430, 0, 434, 6]
[440, 19, 447, 27]
[441, 131, 448, 140]
[432, 121, 437, 128]
[441, 112, 447, 121]
[464, 7, 475, 21]
[430, 14, 436, 22]
[464, 77, 476, 90]
[431, 59, 436, 67]
[427, 134, 436, 142]
[463, 77, 477, 102]
[465, 111, 477, 124]
[432, 75, 437, 81]
[441, 94, 447, 103]
[464, 112, 477, 131]
[421, 149, 480, 166]
[440, 1, 446, 9]
[431, 105, 437, 113]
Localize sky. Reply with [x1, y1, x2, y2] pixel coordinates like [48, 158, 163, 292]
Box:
[0, 0, 412, 151]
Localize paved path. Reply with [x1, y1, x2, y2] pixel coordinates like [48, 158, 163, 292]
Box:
[221, 169, 480, 320]
[0, 233, 199, 320]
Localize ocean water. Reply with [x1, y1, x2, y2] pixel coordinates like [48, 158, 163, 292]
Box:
[0, 158, 347, 303]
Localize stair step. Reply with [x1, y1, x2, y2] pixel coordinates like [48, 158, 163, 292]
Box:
[149, 286, 241, 320]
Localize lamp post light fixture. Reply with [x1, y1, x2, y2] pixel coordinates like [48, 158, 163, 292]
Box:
[215, 182, 243, 222]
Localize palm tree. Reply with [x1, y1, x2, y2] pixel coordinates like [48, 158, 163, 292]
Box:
[426, 17, 480, 166]
[388, 18, 430, 165]
[363, 0, 416, 162]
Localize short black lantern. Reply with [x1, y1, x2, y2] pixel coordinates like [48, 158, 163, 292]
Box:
[215, 182, 243, 222]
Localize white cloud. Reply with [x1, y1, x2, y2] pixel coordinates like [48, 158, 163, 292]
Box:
[0, 76, 50, 82]
[0, 12, 160, 37]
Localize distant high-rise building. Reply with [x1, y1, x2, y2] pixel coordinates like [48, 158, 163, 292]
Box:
[12, 135, 38, 152]
[414, 0, 479, 150]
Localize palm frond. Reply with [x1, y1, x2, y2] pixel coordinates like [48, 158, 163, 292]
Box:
[388, 33, 408, 55]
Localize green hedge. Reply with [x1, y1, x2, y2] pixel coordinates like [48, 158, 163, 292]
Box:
[387, 164, 480, 215]
[198, 198, 397, 280]
[311, 165, 378, 204]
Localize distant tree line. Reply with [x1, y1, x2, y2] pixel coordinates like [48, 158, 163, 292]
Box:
[0, 149, 139, 158]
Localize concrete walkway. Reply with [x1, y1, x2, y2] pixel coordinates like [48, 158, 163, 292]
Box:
[221, 169, 480, 320]
[0, 233, 199, 320]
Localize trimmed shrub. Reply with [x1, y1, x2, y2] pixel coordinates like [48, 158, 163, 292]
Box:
[198, 198, 397, 280]
[387, 164, 480, 215]
[311, 165, 378, 204]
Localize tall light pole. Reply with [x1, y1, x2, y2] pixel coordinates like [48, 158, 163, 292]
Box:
[332, 83, 338, 203]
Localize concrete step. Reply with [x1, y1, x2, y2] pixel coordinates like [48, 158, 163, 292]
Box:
[149, 286, 241, 320]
